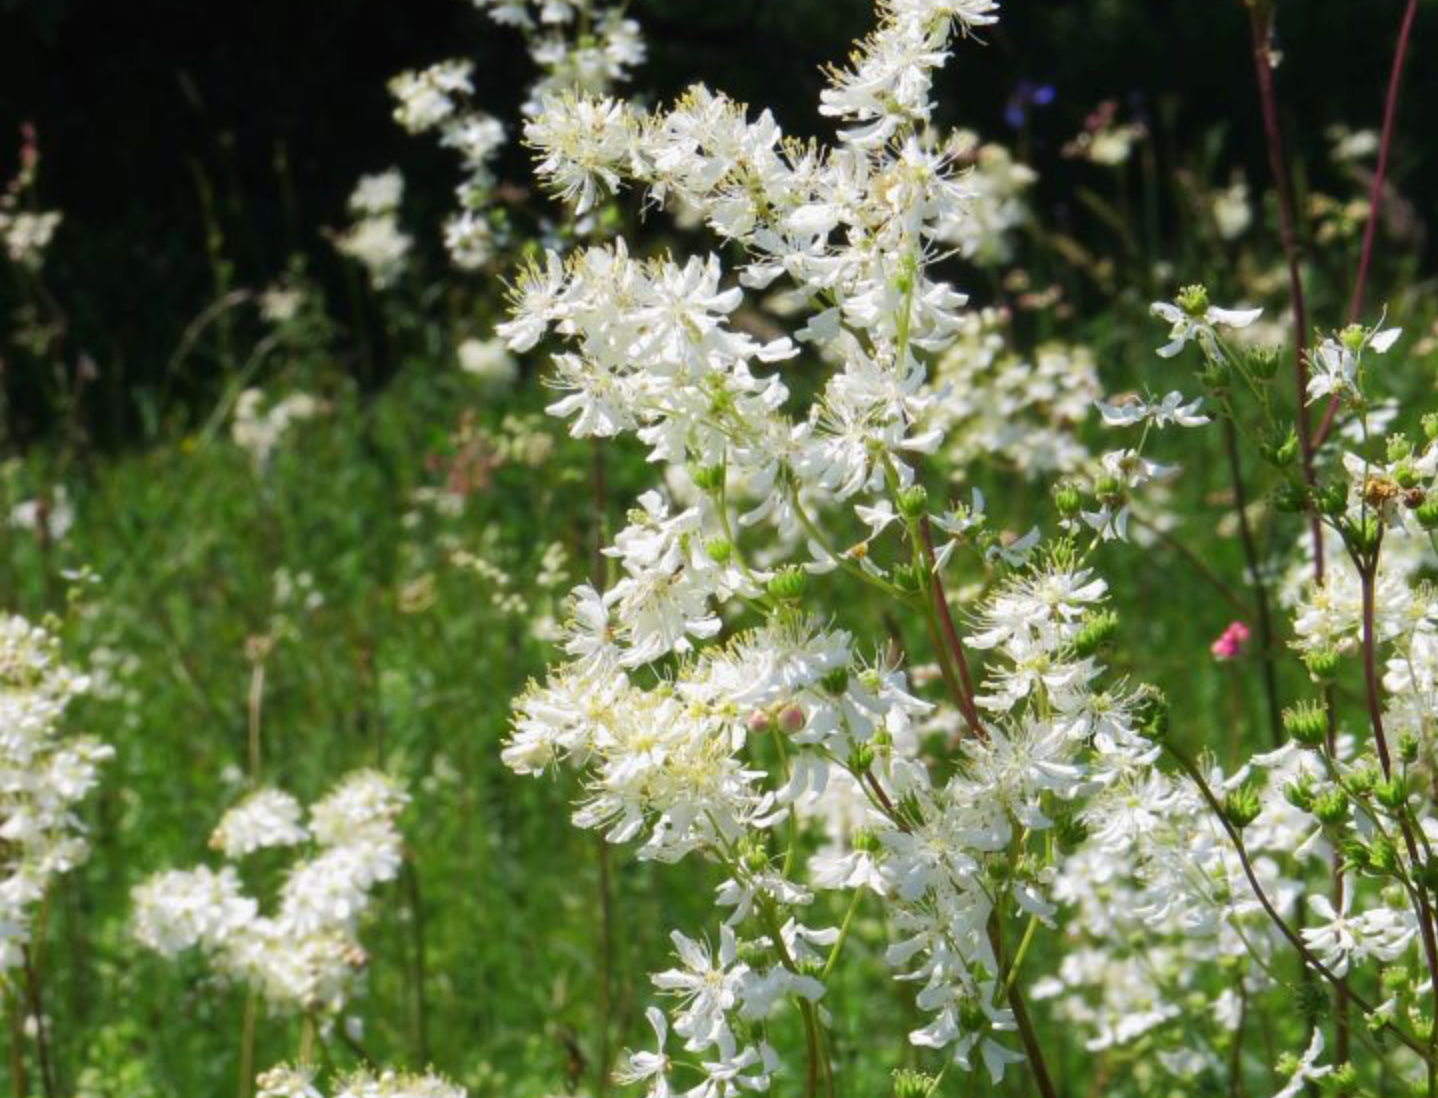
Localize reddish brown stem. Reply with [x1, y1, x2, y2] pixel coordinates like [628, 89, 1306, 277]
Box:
[1313, 0, 1421, 452]
[917, 517, 986, 740]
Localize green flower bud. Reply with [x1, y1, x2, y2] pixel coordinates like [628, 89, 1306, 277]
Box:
[1375, 776, 1409, 811]
[1224, 784, 1263, 830]
[1134, 686, 1170, 741]
[1387, 434, 1415, 463]
[896, 484, 929, 520]
[1347, 765, 1378, 797]
[871, 728, 894, 750]
[1369, 835, 1399, 874]
[1053, 483, 1082, 517]
[1305, 649, 1341, 683]
[1272, 482, 1308, 514]
[705, 537, 734, 563]
[1416, 498, 1438, 530]
[1399, 733, 1420, 766]
[848, 742, 875, 773]
[892, 1069, 938, 1098]
[767, 566, 807, 602]
[1095, 474, 1124, 500]
[1282, 701, 1329, 747]
[1071, 610, 1119, 659]
[1313, 789, 1349, 827]
[1263, 428, 1300, 469]
[1246, 346, 1281, 381]
[1317, 482, 1349, 517]
[1284, 776, 1314, 812]
[690, 463, 726, 493]
[1395, 461, 1420, 490]
[1424, 413, 1438, 442]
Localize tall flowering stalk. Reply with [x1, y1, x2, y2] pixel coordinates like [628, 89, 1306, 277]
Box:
[492, 2, 1201, 1094]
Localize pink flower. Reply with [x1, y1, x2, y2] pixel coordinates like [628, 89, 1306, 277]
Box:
[1210, 621, 1251, 661]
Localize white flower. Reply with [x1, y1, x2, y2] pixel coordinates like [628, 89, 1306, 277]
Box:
[1150, 298, 1261, 358]
[653, 926, 749, 1050]
[1272, 1029, 1332, 1098]
[614, 1007, 673, 1096]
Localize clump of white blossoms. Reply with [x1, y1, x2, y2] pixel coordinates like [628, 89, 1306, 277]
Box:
[131, 770, 408, 1015]
[494, 1, 1209, 1094]
[388, 0, 644, 269]
[232, 388, 329, 472]
[0, 128, 62, 270]
[334, 170, 414, 289]
[0, 614, 111, 975]
[258, 1063, 464, 1098]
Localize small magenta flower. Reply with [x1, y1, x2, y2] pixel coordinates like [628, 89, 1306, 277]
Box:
[1210, 621, 1251, 661]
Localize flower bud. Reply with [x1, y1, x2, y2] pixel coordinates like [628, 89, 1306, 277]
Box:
[1369, 835, 1399, 874]
[1387, 434, 1414, 463]
[1416, 498, 1438, 530]
[848, 742, 875, 773]
[1282, 701, 1328, 747]
[1224, 785, 1262, 830]
[1263, 428, 1299, 469]
[1399, 733, 1420, 766]
[1394, 461, 1420, 490]
[1271, 482, 1307, 514]
[746, 709, 773, 735]
[1246, 346, 1280, 381]
[892, 1069, 938, 1098]
[690, 463, 726, 493]
[896, 484, 928, 520]
[705, 537, 734, 563]
[1304, 649, 1341, 683]
[767, 566, 807, 602]
[1284, 776, 1314, 812]
[1375, 776, 1408, 811]
[1424, 413, 1438, 442]
[1317, 482, 1349, 517]
[1313, 789, 1348, 826]
[1071, 610, 1119, 658]
[1053, 483, 1082, 517]
[777, 703, 806, 735]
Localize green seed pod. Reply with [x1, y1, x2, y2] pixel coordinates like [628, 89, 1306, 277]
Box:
[848, 742, 875, 774]
[1317, 482, 1349, 517]
[1387, 434, 1415, 463]
[1272, 482, 1308, 514]
[1263, 428, 1299, 469]
[1424, 413, 1438, 442]
[1134, 686, 1170, 741]
[1340, 323, 1367, 352]
[1399, 733, 1420, 765]
[1416, 498, 1438, 531]
[1284, 775, 1314, 812]
[1369, 835, 1399, 874]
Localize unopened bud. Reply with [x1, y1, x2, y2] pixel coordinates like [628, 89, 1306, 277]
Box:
[777, 703, 806, 734]
[896, 484, 928, 520]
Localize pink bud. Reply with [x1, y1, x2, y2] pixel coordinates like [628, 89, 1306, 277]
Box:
[746, 710, 772, 734]
[1210, 621, 1251, 662]
[777, 704, 806, 734]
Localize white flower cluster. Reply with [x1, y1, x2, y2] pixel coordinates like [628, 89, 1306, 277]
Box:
[0, 614, 110, 975]
[232, 388, 328, 471]
[0, 135, 62, 270]
[131, 770, 408, 1014]
[334, 170, 413, 289]
[258, 1063, 464, 1098]
[388, 0, 644, 269]
[927, 308, 1098, 478]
